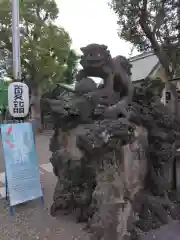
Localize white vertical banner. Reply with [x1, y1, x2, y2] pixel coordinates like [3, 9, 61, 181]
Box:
[161, 88, 166, 105]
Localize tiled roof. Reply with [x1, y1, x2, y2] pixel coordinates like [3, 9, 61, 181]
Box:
[129, 52, 159, 82]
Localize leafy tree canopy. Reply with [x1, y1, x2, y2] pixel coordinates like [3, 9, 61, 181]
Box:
[0, 0, 75, 89]
[109, 0, 180, 78]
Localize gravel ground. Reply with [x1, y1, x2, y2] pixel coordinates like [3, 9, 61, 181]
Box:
[0, 198, 89, 240]
[0, 131, 90, 240]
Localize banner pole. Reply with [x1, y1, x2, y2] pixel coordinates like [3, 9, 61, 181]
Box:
[12, 0, 21, 81]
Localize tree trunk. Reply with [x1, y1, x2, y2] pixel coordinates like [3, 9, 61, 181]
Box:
[139, 17, 172, 79]
[139, 12, 178, 117]
[30, 84, 42, 133]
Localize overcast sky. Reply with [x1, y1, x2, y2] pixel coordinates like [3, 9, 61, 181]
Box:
[57, 0, 138, 58]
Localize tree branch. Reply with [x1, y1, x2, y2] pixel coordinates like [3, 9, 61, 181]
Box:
[36, 7, 41, 19]
[153, 1, 165, 34]
[139, 0, 173, 78]
[142, 0, 147, 12]
[25, 22, 30, 35]
[177, 0, 180, 39]
[43, 12, 49, 21]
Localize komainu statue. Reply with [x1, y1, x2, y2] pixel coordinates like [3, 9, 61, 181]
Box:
[77, 43, 133, 118]
[47, 43, 180, 240]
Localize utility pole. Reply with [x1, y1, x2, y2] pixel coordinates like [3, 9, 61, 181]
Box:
[12, 0, 21, 81]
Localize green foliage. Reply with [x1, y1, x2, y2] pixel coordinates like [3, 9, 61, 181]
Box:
[62, 49, 80, 84]
[0, 80, 11, 109]
[109, 0, 180, 77]
[0, 0, 72, 88]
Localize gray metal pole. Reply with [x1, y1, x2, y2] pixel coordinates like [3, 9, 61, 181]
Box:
[12, 0, 21, 80]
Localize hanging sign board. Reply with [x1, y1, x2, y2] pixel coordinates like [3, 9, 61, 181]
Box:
[1, 123, 43, 206]
[176, 81, 180, 90]
[8, 82, 29, 118]
[161, 88, 171, 105]
[176, 81, 180, 101]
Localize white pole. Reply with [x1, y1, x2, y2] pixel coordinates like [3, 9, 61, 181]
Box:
[12, 0, 21, 80]
[163, 84, 167, 105]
